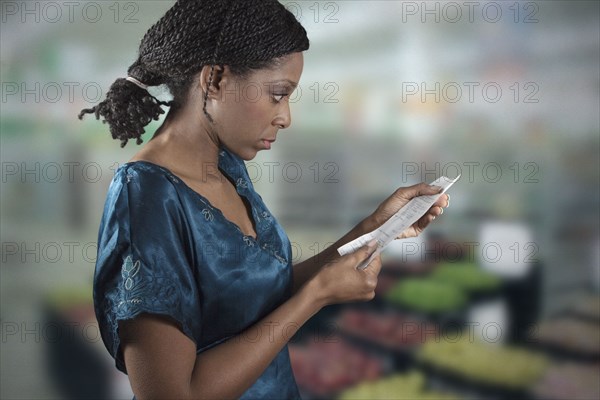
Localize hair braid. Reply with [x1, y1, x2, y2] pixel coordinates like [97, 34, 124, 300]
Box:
[202, 0, 235, 123]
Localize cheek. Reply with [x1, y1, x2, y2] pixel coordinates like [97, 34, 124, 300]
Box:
[219, 104, 264, 141]
[238, 99, 273, 127]
[216, 89, 274, 137]
[219, 101, 251, 128]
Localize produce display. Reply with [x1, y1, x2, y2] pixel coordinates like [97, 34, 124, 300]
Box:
[430, 262, 501, 293]
[384, 278, 467, 313]
[382, 259, 437, 276]
[336, 309, 438, 349]
[533, 317, 600, 355]
[288, 258, 593, 399]
[289, 338, 385, 396]
[418, 337, 549, 389]
[338, 371, 461, 400]
[531, 362, 600, 400]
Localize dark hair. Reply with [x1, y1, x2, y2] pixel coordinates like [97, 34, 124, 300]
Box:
[78, 0, 309, 147]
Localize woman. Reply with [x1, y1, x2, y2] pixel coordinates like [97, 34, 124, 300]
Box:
[79, 0, 448, 398]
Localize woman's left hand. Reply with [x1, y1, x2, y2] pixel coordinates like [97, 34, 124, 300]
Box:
[368, 182, 450, 239]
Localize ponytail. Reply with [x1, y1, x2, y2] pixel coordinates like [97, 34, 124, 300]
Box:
[78, 60, 172, 148]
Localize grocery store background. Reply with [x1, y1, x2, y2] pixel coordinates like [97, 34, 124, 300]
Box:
[1, 1, 598, 399]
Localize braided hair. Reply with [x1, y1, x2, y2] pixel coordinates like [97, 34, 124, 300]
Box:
[78, 0, 309, 147]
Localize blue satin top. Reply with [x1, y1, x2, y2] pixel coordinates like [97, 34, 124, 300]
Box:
[93, 146, 301, 399]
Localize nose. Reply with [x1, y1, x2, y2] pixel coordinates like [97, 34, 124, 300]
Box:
[273, 102, 292, 129]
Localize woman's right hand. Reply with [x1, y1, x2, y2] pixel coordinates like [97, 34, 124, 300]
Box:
[308, 241, 382, 307]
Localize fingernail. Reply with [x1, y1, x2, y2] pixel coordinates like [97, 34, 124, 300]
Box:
[440, 207, 444, 215]
[366, 240, 378, 253]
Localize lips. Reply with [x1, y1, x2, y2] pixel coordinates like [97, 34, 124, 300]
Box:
[262, 138, 276, 150]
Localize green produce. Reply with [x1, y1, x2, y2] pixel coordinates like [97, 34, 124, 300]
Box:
[430, 262, 501, 292]
[385, 278, 467, 313]
[418, 337, 549, 389]
[338, 371, 461, 400]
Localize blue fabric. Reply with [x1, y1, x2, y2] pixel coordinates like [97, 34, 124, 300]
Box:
[93, 146, 301, 399]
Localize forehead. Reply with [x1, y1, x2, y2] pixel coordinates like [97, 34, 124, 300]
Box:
[246, 52, 304, 85]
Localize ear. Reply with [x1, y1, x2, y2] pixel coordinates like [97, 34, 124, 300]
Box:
[198, 64, 231, 100]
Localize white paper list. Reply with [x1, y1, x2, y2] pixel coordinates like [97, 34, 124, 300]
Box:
[338, 175, 460, 270]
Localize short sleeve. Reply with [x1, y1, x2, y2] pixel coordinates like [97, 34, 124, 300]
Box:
[93, 164, 201, 374]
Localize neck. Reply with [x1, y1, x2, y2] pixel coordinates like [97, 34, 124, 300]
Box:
[144, 99, 222, 179]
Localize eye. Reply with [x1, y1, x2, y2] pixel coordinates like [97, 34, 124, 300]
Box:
[271, 93, 289, 103]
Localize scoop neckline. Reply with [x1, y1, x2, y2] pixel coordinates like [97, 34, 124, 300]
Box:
[120, 158, 260, 242]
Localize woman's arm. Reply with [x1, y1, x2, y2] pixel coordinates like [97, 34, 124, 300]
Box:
[291, 216, 376, 294]
[119, 244, 381, 400]
[291, 183, 449, 294]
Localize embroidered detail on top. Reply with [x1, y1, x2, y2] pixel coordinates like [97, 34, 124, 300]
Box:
[117, 298, 142, 308]
[243, 236, 254, 247]
[273, 251, 287, 264]
[220, 150, 226, 157]
[202, 208, 214, 222]
[126, 174, 133, 183]
[236, 178, 248, 189]
[261, 211, 271, 220]
[169, 175, 179, 183]
[121, 256, 140, 290]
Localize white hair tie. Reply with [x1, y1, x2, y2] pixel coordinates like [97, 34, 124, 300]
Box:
[125, 76, 149, 90]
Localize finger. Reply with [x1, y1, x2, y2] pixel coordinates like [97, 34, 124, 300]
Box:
[432, 193, 449, 208]
[415, 212, 437, 231]
[350, 240, 379, 269]
[420, 182, 444, 196]
[422, 204, 444, 222]
[361, 240, 378, 259]
[394, 182, 443, 201]
[364, 254, 382, 276]
[346, 240, 377, 264]
[431, 205, 444, 217]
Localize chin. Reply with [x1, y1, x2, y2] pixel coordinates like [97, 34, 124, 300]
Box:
[236, 148, 259, 161]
